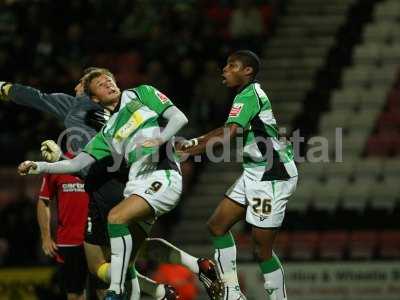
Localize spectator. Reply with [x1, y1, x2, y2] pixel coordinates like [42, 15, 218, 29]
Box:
[192, 60, 230, 130]
[230, 0, 264, 39]
[145, 60, 170, 93]
[0, 190, 39, 266]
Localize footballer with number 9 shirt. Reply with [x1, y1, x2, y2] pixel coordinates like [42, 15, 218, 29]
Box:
[2, 70, 221, 300]
[15, 70, 223, 300]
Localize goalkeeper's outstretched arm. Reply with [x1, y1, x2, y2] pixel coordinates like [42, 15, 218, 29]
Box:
[0, 81, 77, 121]
[18, 152, 95, 175]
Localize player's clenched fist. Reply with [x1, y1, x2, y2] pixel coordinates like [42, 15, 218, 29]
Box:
[175, 138, 198, 151]
[18, 160, 39, 175]
[142, 137, 163, 148]
[41, 140, 61, 162]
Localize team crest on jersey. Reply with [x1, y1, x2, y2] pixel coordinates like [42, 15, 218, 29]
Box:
[229, 103, 243, 117]
[155, 91, 169, 104]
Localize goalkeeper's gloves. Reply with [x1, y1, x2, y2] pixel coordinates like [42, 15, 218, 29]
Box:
[41, 140, 62, 162]
[85, 109, 111, 131]
[0, 81, 12, 101]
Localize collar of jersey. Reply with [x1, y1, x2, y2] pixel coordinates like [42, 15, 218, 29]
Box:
[236, 80, 257, 95]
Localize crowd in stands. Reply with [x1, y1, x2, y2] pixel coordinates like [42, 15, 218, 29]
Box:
[0, 0, 276, 165]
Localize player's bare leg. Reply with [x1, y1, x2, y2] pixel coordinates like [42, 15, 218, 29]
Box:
[84, 242, 110, 299]
[143, 238, 222, 299]
[85, 243, 109, 279]
[252, 227, 277, 262]
[207, 197, 246, 299]
[105, 194, 154, 298]
[252, 227, 286, 300]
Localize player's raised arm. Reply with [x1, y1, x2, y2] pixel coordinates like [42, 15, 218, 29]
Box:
[17, 152, 95, 175]
[178, 123, 240, 156]
[129, 85, 188, 147]
[160, 106, 188, 142]
[0, 80, 78, 121]
[143, 106, 188, 147]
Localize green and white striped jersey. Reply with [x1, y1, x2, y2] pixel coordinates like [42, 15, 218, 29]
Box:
[84, 85, 179, 177]
[225, 82, 298, 181]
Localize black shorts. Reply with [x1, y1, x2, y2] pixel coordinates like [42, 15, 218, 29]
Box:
[85, 199, 110, 246]
[84, 157, 128, 246]
[58, 245, 87, 294]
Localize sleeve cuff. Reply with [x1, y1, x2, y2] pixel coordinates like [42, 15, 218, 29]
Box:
[159, 104, 174, 117]
[82, 150, 99, 161]
[225, 120, 245, 128]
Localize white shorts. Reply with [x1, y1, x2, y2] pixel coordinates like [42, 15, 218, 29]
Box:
[225, 173, 298, 228]
[123, 169, 182, 234]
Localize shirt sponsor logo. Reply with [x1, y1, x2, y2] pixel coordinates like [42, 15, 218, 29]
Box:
[155, 91, 169, 104]
[229, 103, 243, 117]
[62, 183, 85, 193]
[114, 111, 144, 142]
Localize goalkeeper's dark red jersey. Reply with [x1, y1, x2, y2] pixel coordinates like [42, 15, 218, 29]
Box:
[39, 174, 89, 246]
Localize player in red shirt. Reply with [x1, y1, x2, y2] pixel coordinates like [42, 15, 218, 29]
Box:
[37, 168, 89, 300]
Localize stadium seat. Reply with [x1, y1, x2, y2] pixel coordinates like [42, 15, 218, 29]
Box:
[378, 112, 400, 133]
[274, 231, 290, 259]
[319, 110, 350, 132]
[369, 181, 399, 210]
[298, 162, 326, 180]
[381, 43, 400, 61]
[236, 232, 252, 251]
[378, 231, 400, 259]
[374, 1, 400, 21]
[330, 88, 361, 111]
[348, 231, 378, 260]
[386, 89, 400, 112]
[353, 43, 381, 65]
[369, 65, 399, 85]
[363, 21, 393, 44]
[324, 161, 355, 180]
[319, 231, 349, 260]
[366, 135, 392, 157]
[391, 134, 400, 156]
[341, 178, 375, 210]
[353, 158, 384, 180]
[312, 178, 347, 210]
[289, 178, 315, 212]
[341, 133, 370, 158]
[382, 159, 400, 178]
[303, 46, 330, 58]
[390, 31, 400, 44]
[287, 67, 316, 80]
[303, 57, 325, 69]
[359, 88, 387, 110]
[289, 231, 320, 260]
[346, 110, 378, 134]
